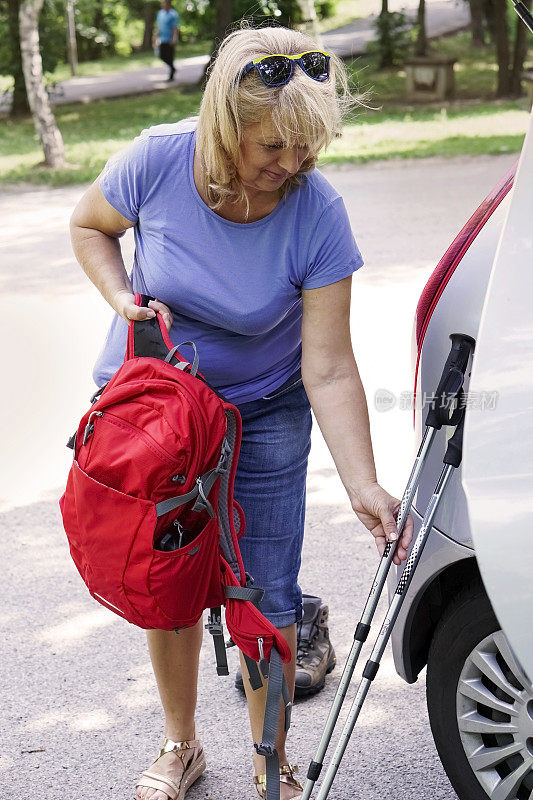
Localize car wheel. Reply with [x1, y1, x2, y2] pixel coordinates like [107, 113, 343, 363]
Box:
[427, 583, 533, 800]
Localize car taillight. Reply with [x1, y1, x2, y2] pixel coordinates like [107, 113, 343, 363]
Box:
[412, 162, 517, 426]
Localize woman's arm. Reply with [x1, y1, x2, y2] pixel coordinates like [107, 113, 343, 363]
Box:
[70, 179, 172, 327]
[301, 275, 413, 564]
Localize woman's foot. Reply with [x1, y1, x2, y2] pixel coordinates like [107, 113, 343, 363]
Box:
[136, 737, 205, 800]
[253, 764, 303, 799]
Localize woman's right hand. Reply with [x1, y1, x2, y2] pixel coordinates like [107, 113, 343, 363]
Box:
[114, 290, 174, 332]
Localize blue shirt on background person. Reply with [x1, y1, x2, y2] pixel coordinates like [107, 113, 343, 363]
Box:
[156, 7, 179, 43]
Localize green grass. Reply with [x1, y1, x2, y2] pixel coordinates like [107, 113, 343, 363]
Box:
[319, 103, 528, 165]
[0, 90, 202, 185]
[1, 32, 530, 186]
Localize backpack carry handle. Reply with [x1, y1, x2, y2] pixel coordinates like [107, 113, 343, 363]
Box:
[126, 294, 192, 369]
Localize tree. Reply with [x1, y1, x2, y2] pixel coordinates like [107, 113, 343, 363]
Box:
[66, 0, 78, 75]
[469, 0, 486, 46]
[372, 0, 412, 68]
[6, 0, 29, 115]
[197, 0, 233, 89]
[213, 0, 233, 55]
[19, 0, 65, 167]
[492, 0, 531, 96]
[510, 0, 531, 94]
[493, 0, 511, 94]
[141, 1, 157, 52]
[414, 0, 427, 56]
[378, 0, 393, 67]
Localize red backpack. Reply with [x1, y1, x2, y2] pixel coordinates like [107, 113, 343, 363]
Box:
[60, 294, 291, 799]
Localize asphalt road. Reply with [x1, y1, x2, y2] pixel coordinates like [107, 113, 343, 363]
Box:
[0, 153, 516, 800]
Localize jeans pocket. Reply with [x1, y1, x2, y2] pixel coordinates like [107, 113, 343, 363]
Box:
[261, 370, 302, 401]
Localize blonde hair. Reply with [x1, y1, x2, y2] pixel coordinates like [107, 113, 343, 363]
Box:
[196, 24, 361, 212]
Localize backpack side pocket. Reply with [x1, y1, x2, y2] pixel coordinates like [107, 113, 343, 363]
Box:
[61, 460, 157, 627]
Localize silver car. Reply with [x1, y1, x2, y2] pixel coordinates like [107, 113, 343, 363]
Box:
[388, 108, 533, 800]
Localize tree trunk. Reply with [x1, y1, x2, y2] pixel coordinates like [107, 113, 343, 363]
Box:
[510, 0, 531, 94]
[493, 0, 511, 96]
[378, 0, 394, 68]
[482, 0, 496, 42]
[86, 0, 104, 60]
[142, 2, 156, 52]
[469, 0, 486, 46]
[66, 0, 78, 76]
[8, 0, 30, 116]
[197, 0, 233, 89]
[213, 0, 234, 53]
[414, 0, 427, 56]
[19, 0, 66, 167]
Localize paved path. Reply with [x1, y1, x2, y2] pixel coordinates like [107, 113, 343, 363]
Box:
[0, 154, 514, 800]
[0, 0, 469, 111]
[323, 0, 469, 59]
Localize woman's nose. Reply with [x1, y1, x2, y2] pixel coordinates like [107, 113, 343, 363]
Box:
[277, 146, 302, 175]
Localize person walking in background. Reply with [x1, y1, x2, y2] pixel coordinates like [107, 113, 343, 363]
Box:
[155, 0, 179, 81]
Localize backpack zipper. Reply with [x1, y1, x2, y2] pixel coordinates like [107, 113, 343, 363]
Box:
[98, 412, 181, 465]
[82, 378, 211, 477]
[83, 410, 104, 445]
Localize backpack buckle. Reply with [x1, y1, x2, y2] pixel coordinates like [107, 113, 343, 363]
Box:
[216, 438, 232, 474]
[205, 608, 223, 636]
[205, 607, 229, 676]
[193, 477, 215, 517]
[254, 742, 275, 758]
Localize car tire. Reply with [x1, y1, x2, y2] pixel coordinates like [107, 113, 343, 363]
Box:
[427, 583, 533, 800]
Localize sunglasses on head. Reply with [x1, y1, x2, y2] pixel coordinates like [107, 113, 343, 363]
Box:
[240, 50, 331, 87]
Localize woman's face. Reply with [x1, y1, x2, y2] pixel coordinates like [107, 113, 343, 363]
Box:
[237, 118, 310, 195]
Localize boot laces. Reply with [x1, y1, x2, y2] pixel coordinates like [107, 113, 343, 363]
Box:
[296, 618, 319, 666]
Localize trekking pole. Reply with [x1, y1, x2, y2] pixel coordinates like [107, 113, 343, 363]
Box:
[509, 0, 533, 33]
[302, 333, 474, 800]
[315, 408, 468, 800]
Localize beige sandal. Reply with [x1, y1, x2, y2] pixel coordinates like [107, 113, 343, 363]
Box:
[253, 764, 303, 799]
[136, 737, 206, 800]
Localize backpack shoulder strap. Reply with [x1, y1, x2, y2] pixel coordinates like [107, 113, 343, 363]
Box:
[216, 407, 246, 585]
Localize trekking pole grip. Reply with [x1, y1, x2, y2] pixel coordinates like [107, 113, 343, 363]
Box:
[443, 410, 466, 468]
[424, 333, 475, 430]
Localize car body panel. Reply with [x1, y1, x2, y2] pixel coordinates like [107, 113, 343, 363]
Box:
[462, 110, 533, 682]
[412, 195, 510, 540]
[390, 506, 474, 682]
[389, 188, 512, 681]
[388, 139, 524, 682]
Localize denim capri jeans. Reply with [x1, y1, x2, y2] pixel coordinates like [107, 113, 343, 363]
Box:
[233, 370, 312, 629]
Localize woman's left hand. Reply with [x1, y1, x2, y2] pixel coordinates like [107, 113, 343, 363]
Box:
[147, 298, 173, 332]
[351, 482, 414, 565]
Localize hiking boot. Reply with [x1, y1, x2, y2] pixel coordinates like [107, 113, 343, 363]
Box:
[234, 594, 336, 697]
[295, 596, 336, 696]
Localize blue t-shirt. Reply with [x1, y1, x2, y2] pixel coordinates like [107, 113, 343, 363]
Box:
[157, 8, 179, 43]
[95, 118, 364, 404]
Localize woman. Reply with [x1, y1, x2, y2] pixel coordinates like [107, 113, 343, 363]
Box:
[70, 25, 413, 800]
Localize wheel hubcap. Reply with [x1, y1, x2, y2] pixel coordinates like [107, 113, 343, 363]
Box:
[457, 630, 533, 799]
